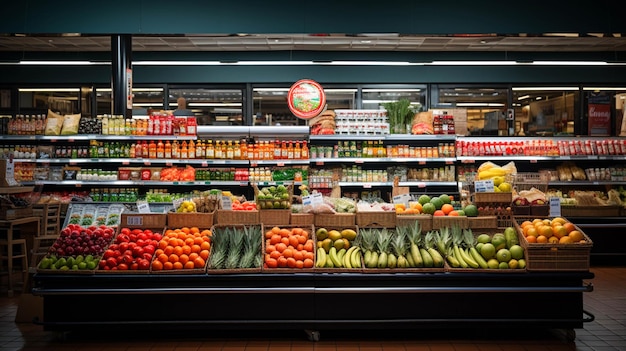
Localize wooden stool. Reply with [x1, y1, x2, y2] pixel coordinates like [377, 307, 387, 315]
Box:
[30, 203, 62, 270]
[0, 217, 40, 297]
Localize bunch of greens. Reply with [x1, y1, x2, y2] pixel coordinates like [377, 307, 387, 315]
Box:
[382, 99, 417, 134]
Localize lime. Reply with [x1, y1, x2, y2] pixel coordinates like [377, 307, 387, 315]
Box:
[496, 248, 511, 263]
[477, 234, 491, 244]
[480, 243, 496, 260]
[509, 245, 524, 260]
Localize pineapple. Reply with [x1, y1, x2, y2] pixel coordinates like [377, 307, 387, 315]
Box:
[391, 227, 409, 268]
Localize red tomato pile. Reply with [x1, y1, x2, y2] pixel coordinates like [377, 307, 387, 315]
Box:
[99, 228, 162, 271]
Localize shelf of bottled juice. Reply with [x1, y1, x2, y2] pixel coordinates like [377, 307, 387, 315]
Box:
[312, 140, 455, 159]
[128, 139, 309, 160]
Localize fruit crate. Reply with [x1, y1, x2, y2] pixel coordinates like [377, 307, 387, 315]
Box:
[95, 226, 165, 275]
[261, 224, 316, 273]
[514, 172, 549, 193]
[356, 210, 396, 228]
[120, 213, 167, 228]
[468, 216, 497, 229]
[314, 213, 356, 227]
[290, 213, 314, 226]
[396, 214, 432, 232]
[259, 209, 291, 226]
[513, 218, 593, 272]
[313, 225, 363, 273]
[167, 211, 215, 229]
[150, 226, 212, 274]
[474, 192, 513, 205]
[360, 226, 446, 273]
[206, 224, 263, 274]
[445, 227, 528, 273]
[432, 216, 469, 230]
[216, 209, 260, 225]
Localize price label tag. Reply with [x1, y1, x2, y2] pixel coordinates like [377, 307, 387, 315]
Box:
[277, 162, 285, 167]
[68, 138, 75, 143]
[69, 160, 77, 166]
[172, 198, 184, 211]
[316, 161, 324, 166]
[221, 195, 233, 210]
[201, 161, 208, 167]
[445, 160, 454, 165]
[302, 194, 312, 208]
[392, 194, 411, 207]
[474, 179, 494, 193]
[462, 158, 475, 164]
[363, 183, 372, 188]
[250, 162, 258, 167]
[530, 159, 537, 163]
[355, 159, 364, 164]
[3, 158, 18, 186]
[122, 161, 130, 165]
[416, 182, 427, 188]
[136, 200, 151, 213]
[125, 215, 144, 226]
[549, 197, 561, 217]
[418, 161, 426, 165]
[144, 161, 151, 166]
[166, 162, 173, 167]
[311, 192, 324, 207]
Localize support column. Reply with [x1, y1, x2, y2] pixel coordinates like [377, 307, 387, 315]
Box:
[111, 35, 132, 117]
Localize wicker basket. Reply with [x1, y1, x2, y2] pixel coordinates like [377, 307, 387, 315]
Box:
[474, 192, 513, 205]
[120, 213, 167, 228]
[216, 210, 260, 225]
[468, 216, 497, 229]
[167, 211, 214, 229]
[313, 225, 363, 273]
[395, 214, 432, 232]
[259, 209, 291, 226]
[314, 213, 356, 227]
[356, 211, 396, 228]
[261, 224, 316, 273]
[432, 216, 469, 230]
[290, 213, 314, 226]
[206, 224, 263, 274]
[514, 219, 593, 272]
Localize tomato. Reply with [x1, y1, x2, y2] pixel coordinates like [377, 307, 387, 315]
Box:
[117, 263, 129, 270]
[106, 257, 118, 268]
[103, 249, 116, 259]
[130, 262, 139, 270]
[143, 244, 155, 255]
[137, 233, 148, 241]
[99, 259, 107, 269]
[142, 252, 153, 261]
[132, 246, 144, 257]
[119, 242, 129, 251]
[138, 259, 150, 270]
[121, 228, 131, 235]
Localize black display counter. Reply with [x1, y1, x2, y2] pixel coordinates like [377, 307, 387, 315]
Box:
[32, 271, 594, 340]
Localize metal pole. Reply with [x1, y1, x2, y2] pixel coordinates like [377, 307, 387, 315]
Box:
[111, 34, 132, 117]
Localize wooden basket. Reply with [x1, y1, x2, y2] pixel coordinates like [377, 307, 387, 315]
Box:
[120, 213, 167, 228]
[206, 224, 263, 274]
[216, 210, 260, 225]
[313, 225, 363, 273]
[167, 211, 214, 229]
[396, 215, 432, 232]
[314, 213, 356, 227]
[432, 216, 469, 230]
[259, 209, 291, 226]
[468, 216, 497, 229]
[356, 211, 396, 228]
[290, 213, 314, 226]
[474, 192, 512, 205]
[514, 219, 593, 272]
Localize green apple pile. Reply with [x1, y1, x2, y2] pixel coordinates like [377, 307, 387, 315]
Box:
[474, 227, 526, 269]
[256, 185, 291, 209]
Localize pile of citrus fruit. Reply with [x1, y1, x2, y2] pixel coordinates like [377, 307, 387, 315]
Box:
[151, 226, 211, 271]
[519, 217, 587, 244]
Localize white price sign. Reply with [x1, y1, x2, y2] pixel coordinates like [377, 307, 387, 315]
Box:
[310, 192, 324, 207]
[221, 195, 233, 210]
[474, 179, 494, 193]
[136, 200, 151, 213]
[172, 198, 184, 211]
[549, 197, 561, 217]
[392, 194, 411, 207]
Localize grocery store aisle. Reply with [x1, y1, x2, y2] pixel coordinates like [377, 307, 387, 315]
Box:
[0, 267, 624, 351]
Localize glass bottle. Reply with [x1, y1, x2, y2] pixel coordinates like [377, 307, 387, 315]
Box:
[301, 141, 309, 159]
[188, 140, 195, 159]
[206, 140, 215, 159]
[234, 140, 241, 160]
[172, 140, 180, 159]
[157, 140, 164, 158]
[164, 140, 172, 158]
[180, 140, 188, 159]
[226, 140, 234, 159]
[148, 140, 157, 158]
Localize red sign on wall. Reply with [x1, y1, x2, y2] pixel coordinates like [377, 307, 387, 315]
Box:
[287, 79, 326, 119]
[588, 103, 611, 136]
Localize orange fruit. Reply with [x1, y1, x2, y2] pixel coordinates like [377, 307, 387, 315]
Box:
[191, 244, 202, 253]
[173, 262, 183, 270]
[199, 250, 209, 261]
[448, 210, 460, 216]
[201, 229, 211, 237]
[303, 258, 314, 268]
[536, 235, 548, 243]
[441, 204, 454, 215]
[151, 261, 163, 271]
[157, 253, 169, 263]
[526, 235, 537, 243]
[271, 226, 281, 235]
[292, 227, 303, 236]
[181, 227, 190, 234]
[563, 222, 576, 234]
[174, 246, 183, 256]
[526, 227, 538, 238]
[532, 218, 543, 225]
[182, 245, 192, 255]
[433, 210, 445, 216]
[295, 260, 304, 269]
[200, 241, 211, 251]
[539, 226, 553, 238]
[283, 248, 294, 258]
[190, 227, 200, 234]
[559, 236, 573, 244]
[548, 236, 559, 244]
[289, 236, 299, 247]
[168, 254, 179, 263]
[193, 257, 205, 268]
[551, 217, 567, 226]
[542, 219, 551, 226]
[179, 254, 189, 265]
[188, 253, 199, 261]
[521, 220, 533, 229]
[184, 261, 195, 269]
[163, 261, 173, 270]
[568, 230, 584, 243]
[553, 225, 568, 239]
[193, 237, 204, 245]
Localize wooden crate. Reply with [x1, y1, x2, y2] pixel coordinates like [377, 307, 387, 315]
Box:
[356, 211, 396, 228]
[396, 215, 432, 232]
[468, 216, 497, 229]
[432, 216, 469, 230]
[474, 192, 512, 205]
[216, 210, 260, 225]
[0, 206, 33, 220]
[560, 205, 621, 217]
[259, 209, 291, 226]
[167, 211, 214, 229]
[290, 213, 314, 226]
[514, 219, 593, 272]
[120, 213, 167, 228]
[314, 213, 355, 227]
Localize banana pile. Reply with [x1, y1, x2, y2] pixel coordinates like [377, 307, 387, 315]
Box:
[314, 228, 361, 268]
[477, 161, 516, 192]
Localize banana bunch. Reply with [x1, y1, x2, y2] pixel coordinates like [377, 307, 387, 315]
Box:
[315, 246, 362, 269]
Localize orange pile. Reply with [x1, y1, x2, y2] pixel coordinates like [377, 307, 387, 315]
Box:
[264, 226, 315, 269]
[151, 226, 212, 271]
[519, 218, 586, 244]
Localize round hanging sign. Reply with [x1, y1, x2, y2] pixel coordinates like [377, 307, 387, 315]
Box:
[287, 79, 326, 119]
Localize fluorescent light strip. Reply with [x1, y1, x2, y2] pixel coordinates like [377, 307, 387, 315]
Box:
[517, 95, 531, 100]
[362, 99, 422, 104]
[18, 88, 80, 92]
[19, 60, 107, 65]
[456, 103, 505, 107]
[533, 61, 607, 66]
[431, 61, 518, 65]
[512, 87, 579, 91]
[363, 89, 422, 92]
[188, 102, 242, 107]
[98, 88, 164, 92]
[583, 87, 626, 91]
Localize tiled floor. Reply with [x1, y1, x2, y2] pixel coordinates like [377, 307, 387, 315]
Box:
[0, 267, 624, 351]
